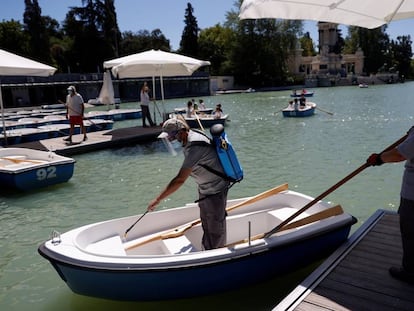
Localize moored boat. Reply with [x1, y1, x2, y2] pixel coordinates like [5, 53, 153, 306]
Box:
[183, 114, 228, 128]
[290, 90, 314, 98]
[0, 147, 75, 191]
[282, 102, 316, 117]
[38, 184, 356, 301]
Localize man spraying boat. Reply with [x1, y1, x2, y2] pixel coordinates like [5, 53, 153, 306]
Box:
[148, 119, 230, 250]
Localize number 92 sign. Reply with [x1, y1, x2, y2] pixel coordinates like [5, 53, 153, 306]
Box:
[36, 166, 57, 181]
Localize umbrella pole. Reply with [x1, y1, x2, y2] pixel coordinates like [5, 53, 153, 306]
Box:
[160, 72, 166, 120]
[0, 84, 8, 146]
[152, 76, 156, 123]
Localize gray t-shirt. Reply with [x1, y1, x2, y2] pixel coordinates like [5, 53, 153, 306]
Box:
[182, 130, 229, 195]
[398, 126, 414, 200]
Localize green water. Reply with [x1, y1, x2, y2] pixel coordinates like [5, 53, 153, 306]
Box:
[1, 83, 413, 310]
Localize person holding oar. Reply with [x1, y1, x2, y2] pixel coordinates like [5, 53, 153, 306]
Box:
[147, 118, 230, 250]
[62, 85, 87, 144]
[367, 127, 414, 284]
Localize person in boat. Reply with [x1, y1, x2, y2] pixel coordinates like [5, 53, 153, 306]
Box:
[367, 127, 414, 284]
[148, 119, 230, 250]
[293, 98, 299, 111]
[140, 82, 155, 127]
[299, 94, 306, 108]
[198, 99, 206, 110]
[186, 100, 194, 117]
[287, 100, 294, 109]
[63, 85, 87, 143]
[213, 104, 223, 119]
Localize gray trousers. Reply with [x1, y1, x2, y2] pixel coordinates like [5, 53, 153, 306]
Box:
[399, 198, 414, 272]
[198, 188, 228, 250]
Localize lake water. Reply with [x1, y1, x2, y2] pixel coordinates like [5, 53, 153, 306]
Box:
[1, 82, 414, 310]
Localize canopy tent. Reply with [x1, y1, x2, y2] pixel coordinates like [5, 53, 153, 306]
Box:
[104, 49, 211, 120]
[239, 0, 414, 29]
[0, 49, 56, 144]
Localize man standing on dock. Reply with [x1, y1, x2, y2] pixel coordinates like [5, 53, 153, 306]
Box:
[64, 85, 87, 144]
[367, 127, 414, 284]
[140, 82, 155, 127]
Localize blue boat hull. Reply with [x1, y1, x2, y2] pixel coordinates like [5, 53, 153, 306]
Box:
[290, 92, 314, 98]
[0, 162, 75, 191]
[283, 108, 315, 117]
[38, 218, 355, 301]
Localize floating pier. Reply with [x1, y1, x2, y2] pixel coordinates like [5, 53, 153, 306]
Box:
[274, 209, 414, 310]
[9, 126, 162, 156]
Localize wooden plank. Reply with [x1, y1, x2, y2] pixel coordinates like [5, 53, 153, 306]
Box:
[273, 210, 414, 311]
[303, 291, 351, 310]
[314, 281, 411, 311]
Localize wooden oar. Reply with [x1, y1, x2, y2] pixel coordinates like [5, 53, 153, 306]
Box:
[225, 204, 344, 247]
[315, 106, 334, 116]
[263, 134, 408, 239]
[194, 111, 205, 131]
[124, 183, 289, 251]
[1, 157, 44, 164]
[273, 108, 285, 115]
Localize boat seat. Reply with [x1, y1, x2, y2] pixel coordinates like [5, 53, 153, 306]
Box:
[161, 235, 197, 254]
[86, 235, 126, 256]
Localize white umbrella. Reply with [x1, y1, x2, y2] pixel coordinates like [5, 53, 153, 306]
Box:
[239, 0, 414, 29]
[0, 49, 56, 144]
[97, 71, 115, 108]
[104, 49, 210, 116]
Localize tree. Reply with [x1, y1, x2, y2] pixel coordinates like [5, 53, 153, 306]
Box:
[118, 29, 170, 56]
[63, 0, 119, 72]
[179, 3, 199, 57]
[0, 20, 29, 55]
[102, 0, 121, 57]
[198, 24, 235, 75]
[345, 26, 390, 74]
[300, 32, 316, 57]
[390, 35, 413, 78]
[23, 0, 52, 63]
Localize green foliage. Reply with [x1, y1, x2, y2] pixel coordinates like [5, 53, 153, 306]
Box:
[118, 30, 171, 56]
[229, 17, 302, 87]
[0, 20, 29, 55]
[390, 35, 413, 78]
[345, 26, 391, 74]
[300, 32, 316, 57]
[1, 0, 413, 83]
[178, 3, 199, 57]
[23, 0, 52, 63]
[198, 25, 235, 75]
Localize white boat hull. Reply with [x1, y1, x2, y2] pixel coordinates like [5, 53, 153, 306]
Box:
[39, 184, 356, 300]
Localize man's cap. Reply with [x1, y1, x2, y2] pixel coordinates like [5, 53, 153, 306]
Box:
[158, 118, 189, 139]
[67, 85, 76, 92]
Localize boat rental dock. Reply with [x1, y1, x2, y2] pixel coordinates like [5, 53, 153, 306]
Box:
[10, 126, 162, 156]
[274, 209, 414, 310]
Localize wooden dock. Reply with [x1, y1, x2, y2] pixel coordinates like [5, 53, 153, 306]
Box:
[274, 210, 414, 311]
[9, 126, 162, 156]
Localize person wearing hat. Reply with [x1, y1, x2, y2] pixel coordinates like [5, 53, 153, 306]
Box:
[63, 85, 87, 143]
[148, 118, 230, 250]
